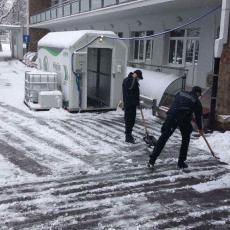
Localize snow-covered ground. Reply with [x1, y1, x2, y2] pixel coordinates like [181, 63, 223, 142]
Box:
[1, 45, 229, 165]
[0, 45, 229, 229]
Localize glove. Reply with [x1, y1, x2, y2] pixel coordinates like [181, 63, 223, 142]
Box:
[198, 129, 204, 135]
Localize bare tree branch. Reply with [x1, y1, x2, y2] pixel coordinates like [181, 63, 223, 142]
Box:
[0, 0, 18, 24]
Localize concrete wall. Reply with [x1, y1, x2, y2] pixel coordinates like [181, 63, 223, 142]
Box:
[29, 0, 51, 16]
[28, 0, 51, 51]
[29, 28, 50, 52]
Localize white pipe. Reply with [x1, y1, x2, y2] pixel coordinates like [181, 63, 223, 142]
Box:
[214, 0, 230, 58]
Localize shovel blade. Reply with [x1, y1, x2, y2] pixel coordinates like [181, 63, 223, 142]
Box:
[143, 135, 157, 147]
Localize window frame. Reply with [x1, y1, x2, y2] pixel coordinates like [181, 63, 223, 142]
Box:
[168, 28, 200, 66]
[131, 30, 154, 62]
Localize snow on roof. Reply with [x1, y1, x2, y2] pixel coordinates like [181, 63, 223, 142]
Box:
[127, 67, 180, 105]
[38, 30, 116, 49]
[0, 24, 21, 29]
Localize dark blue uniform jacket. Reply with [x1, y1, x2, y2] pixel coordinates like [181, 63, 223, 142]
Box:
[167, 91, 203, 130]
[122, 73, 140, 108]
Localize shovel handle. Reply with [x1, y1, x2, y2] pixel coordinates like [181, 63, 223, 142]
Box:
[139, 106, 149, 135]
[200, 133, 219, 159]
[192, 121, 219, 160]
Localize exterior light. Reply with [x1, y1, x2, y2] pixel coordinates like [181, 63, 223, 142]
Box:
[99, 36, 104, 42]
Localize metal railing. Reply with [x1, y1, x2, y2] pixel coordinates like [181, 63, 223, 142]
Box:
[30, 0, 136, 24]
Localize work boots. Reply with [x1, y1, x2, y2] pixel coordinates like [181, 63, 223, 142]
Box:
[177, 161, 188, 169]
[148, 154, 157, 168]
[125, 134, 135, 144]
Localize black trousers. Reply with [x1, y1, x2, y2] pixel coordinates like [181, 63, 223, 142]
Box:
[124, 106, 136, 135]
[152, 115, 193, 163]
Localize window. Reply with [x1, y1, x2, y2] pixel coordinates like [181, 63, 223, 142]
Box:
[168, 28, 200, 65]
[104, 0, 116, 7]
[117, 32, 123, 38]
[51, 8, 57, 19]
[57, 6, 63, 17]
[91, 0, 102, 10]
[131, 31, 154, 62]
[81, 0, 90, 12]
[45, 10, 51, 20]
[72, 1, 79, 14]
[63, 3, 71, 16]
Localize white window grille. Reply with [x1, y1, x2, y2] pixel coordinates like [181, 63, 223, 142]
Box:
[131, 31, 154, 62]
[168, 28, 200, 66]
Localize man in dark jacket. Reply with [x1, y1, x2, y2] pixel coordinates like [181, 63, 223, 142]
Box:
[149, 86, 203, 169]
[122, 70, 143, 143]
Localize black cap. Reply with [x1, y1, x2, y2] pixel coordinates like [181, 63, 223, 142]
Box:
[134, 69, 143, 80]
[192, 86, 202, 95]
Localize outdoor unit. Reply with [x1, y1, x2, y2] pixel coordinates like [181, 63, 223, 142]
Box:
[37, 30, 127, 112]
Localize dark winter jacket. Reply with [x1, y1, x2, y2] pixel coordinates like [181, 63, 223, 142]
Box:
[122, 72, 140, 108]
[167, 90, 203, 129]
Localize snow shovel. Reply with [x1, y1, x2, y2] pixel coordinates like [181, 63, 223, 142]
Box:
[200, 133, 220, 160]
[193, 123, 227, 164]
[192, 122, 219, 160]
[139, 106, 157, 147]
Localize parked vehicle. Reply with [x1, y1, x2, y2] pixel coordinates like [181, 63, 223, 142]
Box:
[23, 52, 38, 68]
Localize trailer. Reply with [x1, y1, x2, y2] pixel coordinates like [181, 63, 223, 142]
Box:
[37, 30, 127, 112]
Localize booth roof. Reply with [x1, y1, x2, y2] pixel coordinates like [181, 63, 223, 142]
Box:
[38, 30, 116, 49]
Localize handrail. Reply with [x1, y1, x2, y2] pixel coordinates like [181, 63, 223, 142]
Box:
[30, 0, 135, 24]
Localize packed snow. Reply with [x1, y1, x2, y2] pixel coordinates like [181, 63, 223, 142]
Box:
[0, 43, 230, 184]
[0, 44, 229, 228]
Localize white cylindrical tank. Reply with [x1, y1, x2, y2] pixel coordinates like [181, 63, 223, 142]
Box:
[127, 67, 182, 106]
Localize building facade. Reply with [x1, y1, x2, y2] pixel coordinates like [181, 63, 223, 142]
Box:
[28, 0, 230, 129]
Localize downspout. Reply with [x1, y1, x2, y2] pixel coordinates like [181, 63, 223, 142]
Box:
[209, 0, 230, 130]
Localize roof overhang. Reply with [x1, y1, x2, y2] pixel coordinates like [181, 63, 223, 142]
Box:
[30, 0, 221, 31]
[0, 24, 22, 30]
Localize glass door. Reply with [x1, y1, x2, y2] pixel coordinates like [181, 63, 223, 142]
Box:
[185, 39, 199, 86]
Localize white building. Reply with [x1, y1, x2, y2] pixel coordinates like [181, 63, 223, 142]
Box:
[29, 0, 222, 90]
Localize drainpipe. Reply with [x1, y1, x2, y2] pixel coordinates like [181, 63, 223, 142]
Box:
[209, 0, 230, 130]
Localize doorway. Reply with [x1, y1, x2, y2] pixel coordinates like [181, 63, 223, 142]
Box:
[87, 48, 112, 108]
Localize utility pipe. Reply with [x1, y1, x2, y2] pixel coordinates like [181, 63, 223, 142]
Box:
[214, 0, 230, 58]
[209, 0, 230, 130]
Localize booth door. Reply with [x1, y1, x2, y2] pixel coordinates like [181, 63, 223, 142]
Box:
[87, 48, 112, 108]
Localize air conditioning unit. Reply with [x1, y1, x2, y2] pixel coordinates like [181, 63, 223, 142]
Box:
[38, 91, 62, 109]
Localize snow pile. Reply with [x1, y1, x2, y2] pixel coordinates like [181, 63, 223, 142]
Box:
[192, 131, 230, 193]
[38, 30, 116, 49]
[192, 131, 230, 165]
